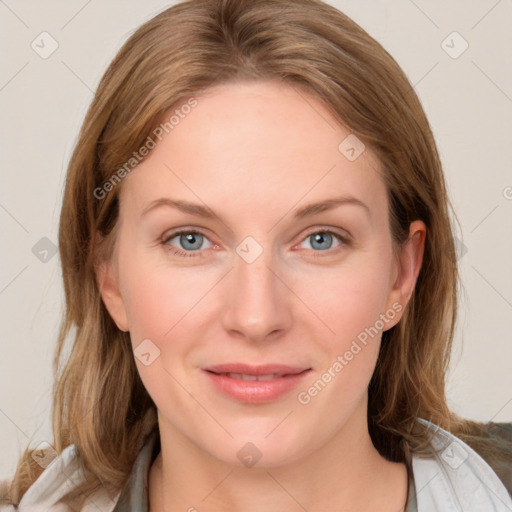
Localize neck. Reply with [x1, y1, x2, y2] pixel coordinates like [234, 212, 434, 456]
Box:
[148, 406, 409, 512]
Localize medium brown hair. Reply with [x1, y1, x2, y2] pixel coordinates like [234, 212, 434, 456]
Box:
[3, 0, 505, 506]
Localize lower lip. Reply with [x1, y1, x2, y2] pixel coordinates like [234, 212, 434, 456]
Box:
[203, 370, 312, 404]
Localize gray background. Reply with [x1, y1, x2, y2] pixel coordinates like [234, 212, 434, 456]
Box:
[1, 0, 511, 480]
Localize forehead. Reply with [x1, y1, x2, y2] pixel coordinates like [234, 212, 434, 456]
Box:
[120, 80, 386, 220]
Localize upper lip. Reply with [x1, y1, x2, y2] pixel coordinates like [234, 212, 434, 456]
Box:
[204, 364, 311, 376]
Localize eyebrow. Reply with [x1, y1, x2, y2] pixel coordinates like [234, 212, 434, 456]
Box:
[141, 195, 370, 220]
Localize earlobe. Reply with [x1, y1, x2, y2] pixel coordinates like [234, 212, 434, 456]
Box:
[95, 257, 130, 332]
[385, 220, 426, 325]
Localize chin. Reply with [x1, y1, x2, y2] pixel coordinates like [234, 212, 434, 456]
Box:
[199, 424, 313, 469]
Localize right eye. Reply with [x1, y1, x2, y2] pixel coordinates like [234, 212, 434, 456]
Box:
[162, 230, 215, 257]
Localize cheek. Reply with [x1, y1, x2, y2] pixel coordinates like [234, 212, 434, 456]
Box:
[292, 255, 393, 341]
[293, 266, 388, 419]
[119, 248, 214, 342]
[118, 254, 209, 410]
[289, 251, 394, 404]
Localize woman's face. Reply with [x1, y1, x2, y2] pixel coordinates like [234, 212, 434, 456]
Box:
[98, 80, 424, 467]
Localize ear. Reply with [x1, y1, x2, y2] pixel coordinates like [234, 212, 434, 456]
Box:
[384, 220, 426, 328]
[95, 247, 130, 333]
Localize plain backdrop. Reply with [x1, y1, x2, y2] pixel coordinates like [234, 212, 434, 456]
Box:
[1, 0, 511, 480]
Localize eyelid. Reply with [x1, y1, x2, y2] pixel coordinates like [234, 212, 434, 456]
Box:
[162, 225, 214, 241]
[298, 225, 352, 243]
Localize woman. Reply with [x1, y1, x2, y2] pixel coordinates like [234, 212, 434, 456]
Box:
[2, 0, 511, 510]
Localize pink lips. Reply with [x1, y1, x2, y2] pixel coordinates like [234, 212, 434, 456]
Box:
[203, 363, 312, 404]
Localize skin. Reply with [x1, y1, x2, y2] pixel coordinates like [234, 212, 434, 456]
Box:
[97, 80, 425, 512]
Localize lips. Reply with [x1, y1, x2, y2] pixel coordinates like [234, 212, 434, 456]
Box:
[203, 363, 312, 404]
[214, 373, 283, 381]
[204, 363, 310, 378]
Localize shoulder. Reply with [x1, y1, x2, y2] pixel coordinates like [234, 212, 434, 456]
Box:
[11, 445, 120, 512]
[410, 418, 512, 511]
[473, 421, 512, 495]
[7, 429, 158, 512]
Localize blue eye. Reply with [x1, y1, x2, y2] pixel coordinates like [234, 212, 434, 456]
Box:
[299, 230, 346, 252]
[309, 232, 336, 250]
[163, 230, 213, 257]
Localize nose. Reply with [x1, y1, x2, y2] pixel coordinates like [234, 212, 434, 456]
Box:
[221, 245, 293, 343]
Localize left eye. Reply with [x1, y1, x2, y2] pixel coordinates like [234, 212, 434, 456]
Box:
[298, 231, 344, 251]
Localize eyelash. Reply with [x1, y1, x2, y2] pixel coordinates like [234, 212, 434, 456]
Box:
[161, 228, 351, 259]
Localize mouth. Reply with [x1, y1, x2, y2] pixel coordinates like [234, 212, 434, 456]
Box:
[202, 364, 312, 404]
[208, 372, 299, 381]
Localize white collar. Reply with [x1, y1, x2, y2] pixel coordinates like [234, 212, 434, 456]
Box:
[411, 418, 512, 511]
[13, 418, 512, 511]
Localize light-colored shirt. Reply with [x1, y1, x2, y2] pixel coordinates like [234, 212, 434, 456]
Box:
[4, 418, 512, 511]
